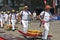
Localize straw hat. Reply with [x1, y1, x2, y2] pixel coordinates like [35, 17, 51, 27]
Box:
[6, 11, 10, 14]
[12, 9, 15, 12]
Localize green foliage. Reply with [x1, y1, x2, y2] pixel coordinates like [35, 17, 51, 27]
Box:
[19, 7, 23, 11]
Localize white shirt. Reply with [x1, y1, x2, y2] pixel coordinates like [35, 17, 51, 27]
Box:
[20, 10, 31, 20]
[5, 14, 11, 21]
[40, 11, 51, 22]
[10, 13, 17, 20]
[0, 14, 5, 19]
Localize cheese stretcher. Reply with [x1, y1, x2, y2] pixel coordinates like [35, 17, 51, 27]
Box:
[18, 30, 52, 40]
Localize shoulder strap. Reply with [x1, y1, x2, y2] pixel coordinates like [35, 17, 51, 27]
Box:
[13, 13, 16, 19]
[27, 11, 29, 14]
[21, 11, 29, 14]
[20, 11, 23, 19]
[42, 11, 45, 19]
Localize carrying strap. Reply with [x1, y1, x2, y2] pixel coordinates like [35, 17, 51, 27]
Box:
[40, 11, 45, 21]
[21, 11, 29, 15]
[39, 11, 45, 27]
[21, 11, 29, 19]
[42, 11, 45, 19]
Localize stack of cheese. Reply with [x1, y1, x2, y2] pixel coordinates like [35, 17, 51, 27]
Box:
[27, 30, 42, 35]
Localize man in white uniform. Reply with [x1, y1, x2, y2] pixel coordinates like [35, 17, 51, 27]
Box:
[38, 5, 52, 40]
[10, 10, 17, 31]
[19, 6, 32, 33]
[5, 11, 11, 24]
[4, 11, 8, 23]
[0, 11, 5, 28]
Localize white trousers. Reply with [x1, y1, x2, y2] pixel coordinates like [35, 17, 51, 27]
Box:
[0, 19, 4, 27]
[42, 22, 49, 39]
[11, 19, 16, 30]
[22, 20, 28, 33]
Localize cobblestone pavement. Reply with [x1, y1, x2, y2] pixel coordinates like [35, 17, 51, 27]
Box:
[0, 20, 60, 40]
